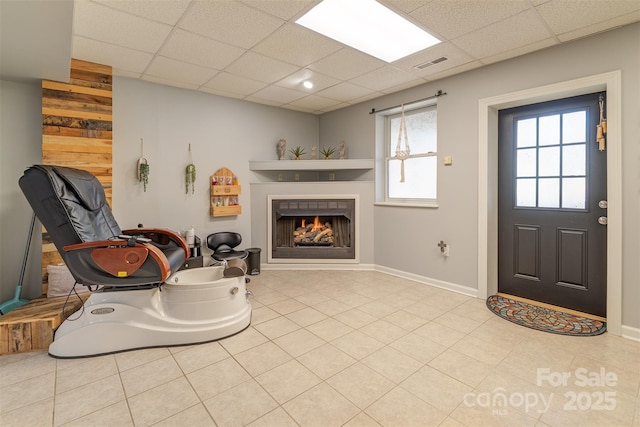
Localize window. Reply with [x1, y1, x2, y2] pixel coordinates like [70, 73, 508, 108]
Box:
[379, 104, 437, 205]
[514, 109, 587, 210]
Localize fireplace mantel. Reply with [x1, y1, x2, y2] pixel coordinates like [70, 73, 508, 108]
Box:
[249, 159, 374, 171]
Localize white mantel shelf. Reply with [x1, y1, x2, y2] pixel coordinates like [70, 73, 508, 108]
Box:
[250, 159, 374, 171]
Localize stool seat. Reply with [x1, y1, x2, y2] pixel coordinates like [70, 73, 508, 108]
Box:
[207, 232, 247, 262]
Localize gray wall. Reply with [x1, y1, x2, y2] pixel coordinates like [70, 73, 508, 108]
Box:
[319, 23, 640, 328]
[0, 80, 43, 301]
[112, 78, 320, 248]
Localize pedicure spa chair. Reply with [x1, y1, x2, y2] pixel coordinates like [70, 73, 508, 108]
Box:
[19, 165, 252, 358]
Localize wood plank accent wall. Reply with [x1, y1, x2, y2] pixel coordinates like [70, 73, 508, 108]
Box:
[41, 59, 113, 294]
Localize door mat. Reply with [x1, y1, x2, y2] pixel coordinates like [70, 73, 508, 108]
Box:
[486, 295, 606, 336]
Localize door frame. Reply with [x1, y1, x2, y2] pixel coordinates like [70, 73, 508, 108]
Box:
[478, 71, 622, 335]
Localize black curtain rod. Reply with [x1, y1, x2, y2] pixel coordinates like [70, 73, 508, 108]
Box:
[369, 90, 447, 115]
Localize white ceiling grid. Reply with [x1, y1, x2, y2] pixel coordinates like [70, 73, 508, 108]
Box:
[71, 0, 640, 114]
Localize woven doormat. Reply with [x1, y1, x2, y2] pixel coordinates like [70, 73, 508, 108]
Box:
[486, 295, 606, 336]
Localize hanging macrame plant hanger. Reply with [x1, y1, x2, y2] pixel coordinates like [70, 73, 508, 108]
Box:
[186, 144, 196, 194]
[395, 104, 411, 182]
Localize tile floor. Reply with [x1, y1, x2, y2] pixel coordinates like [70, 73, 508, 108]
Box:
[1, 270, 639, 427]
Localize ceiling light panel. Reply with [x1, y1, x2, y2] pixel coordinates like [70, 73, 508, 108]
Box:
[296, 0, 441, 63]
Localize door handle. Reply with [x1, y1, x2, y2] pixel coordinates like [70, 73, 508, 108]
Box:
[598, 200, 608, 209]
[598, 216, 608, 225]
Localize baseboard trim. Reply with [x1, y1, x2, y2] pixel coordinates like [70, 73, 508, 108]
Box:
[373, 265, 478, 298]
[621, 325, 640, 342]
[261, 263, 375, 271]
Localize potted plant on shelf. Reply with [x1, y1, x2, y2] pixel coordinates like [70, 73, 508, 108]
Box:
[320, 146, 336, 160]
[289, 146, 306, 160]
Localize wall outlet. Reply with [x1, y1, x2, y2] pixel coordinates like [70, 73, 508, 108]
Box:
[294, 173, 300, 181]
[443, 156, 453, 166]
[278, 173, 283, 182]
[329, 172, 335, 181]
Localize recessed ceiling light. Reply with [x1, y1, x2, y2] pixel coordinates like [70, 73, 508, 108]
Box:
[302, 80, 314, 89]
[296, 0, 440, 63]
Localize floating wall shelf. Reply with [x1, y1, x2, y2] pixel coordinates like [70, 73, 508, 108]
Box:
[249, 159, 374, 172]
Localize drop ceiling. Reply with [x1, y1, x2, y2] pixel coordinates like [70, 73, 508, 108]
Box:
[5, 1, 640, 114]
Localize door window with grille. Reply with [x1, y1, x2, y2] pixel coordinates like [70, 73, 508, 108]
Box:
[515, 109, 587, 210]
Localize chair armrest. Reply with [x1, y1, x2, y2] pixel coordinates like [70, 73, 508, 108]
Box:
[122, 228, 189, 258]
[63, 240, 172, 282]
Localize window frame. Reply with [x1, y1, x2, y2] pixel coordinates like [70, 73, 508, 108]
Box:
[375, 99, 439, 208]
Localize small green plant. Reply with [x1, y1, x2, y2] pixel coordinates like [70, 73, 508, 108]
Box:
[289, 146, 306, 159]
[138, 160, 149, 192]
[320, 146, 336, 159]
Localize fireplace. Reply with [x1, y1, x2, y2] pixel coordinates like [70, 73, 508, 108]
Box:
[269, 196, 357, 262]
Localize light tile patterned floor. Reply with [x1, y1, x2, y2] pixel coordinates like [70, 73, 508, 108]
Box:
[1, 270, 639, 426]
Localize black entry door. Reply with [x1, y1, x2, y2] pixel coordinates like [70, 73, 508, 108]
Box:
[498, 93, 607, 317]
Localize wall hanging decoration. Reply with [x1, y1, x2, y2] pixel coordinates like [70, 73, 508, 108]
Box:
[137, 138, 149, 191]
[395, 105, 410, 182]
[185, 143, 196, 194]
[597, 93, 607, 151]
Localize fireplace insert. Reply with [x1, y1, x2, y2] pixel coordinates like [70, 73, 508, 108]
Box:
[271, 198, 356, 260]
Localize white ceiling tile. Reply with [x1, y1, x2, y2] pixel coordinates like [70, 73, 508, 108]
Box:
[308, 48, 386, 80]
[536, 0, 640, 35]
[380, 78, 428, 94]
[203, 71, 267, 96]
[199, 86, 246, 100]
[557, 11, 640, 42]
[392, 42, 475, 77]
[480, 38, 558, 65]
[320, 102, 352, 113]
[239, 0, 317, 20]
[93, 0, 190, 25]
[287, 94, 343, 111]
[419, 60, 483, 81]
[144, 56, 218, 86]
[410, 0, 530, 40]
[350, 66, 420, 92]
[179, 0, 284, 49]
[350, 91, 387, 106]
[253, 23, 343, 66]
[275, 69, 340, 93]
[73, 1, 172, 52]
[315, 82, 376, 102]
[113, 69, 142, 79]
[72, 36, 153, 74]
[141, 75, 200, 91]
[244, 96, 285, 108]
[453, 9, 553, 59]
[160, 29, 246, 70]
[224, 52, 299, 83]
[380, 0, 431, 14]
[251, 84, 308, 104]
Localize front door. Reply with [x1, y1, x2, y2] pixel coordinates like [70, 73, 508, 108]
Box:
[498, 93, 607, 317]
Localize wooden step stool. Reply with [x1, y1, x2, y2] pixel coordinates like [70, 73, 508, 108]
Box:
[0, 295, 87, 355]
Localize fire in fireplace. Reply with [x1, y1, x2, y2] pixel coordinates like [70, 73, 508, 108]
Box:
[270, 197, 356, 261]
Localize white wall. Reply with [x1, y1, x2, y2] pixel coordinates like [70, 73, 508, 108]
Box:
[319, 23, 640, 328]
[112, 78, 320, 249]
[0, 79, 43, 300]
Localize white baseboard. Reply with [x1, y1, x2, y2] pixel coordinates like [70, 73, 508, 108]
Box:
[621, 325, 640, 342]
[373, 265, 479, 298]
[261, 263, 375, 271]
